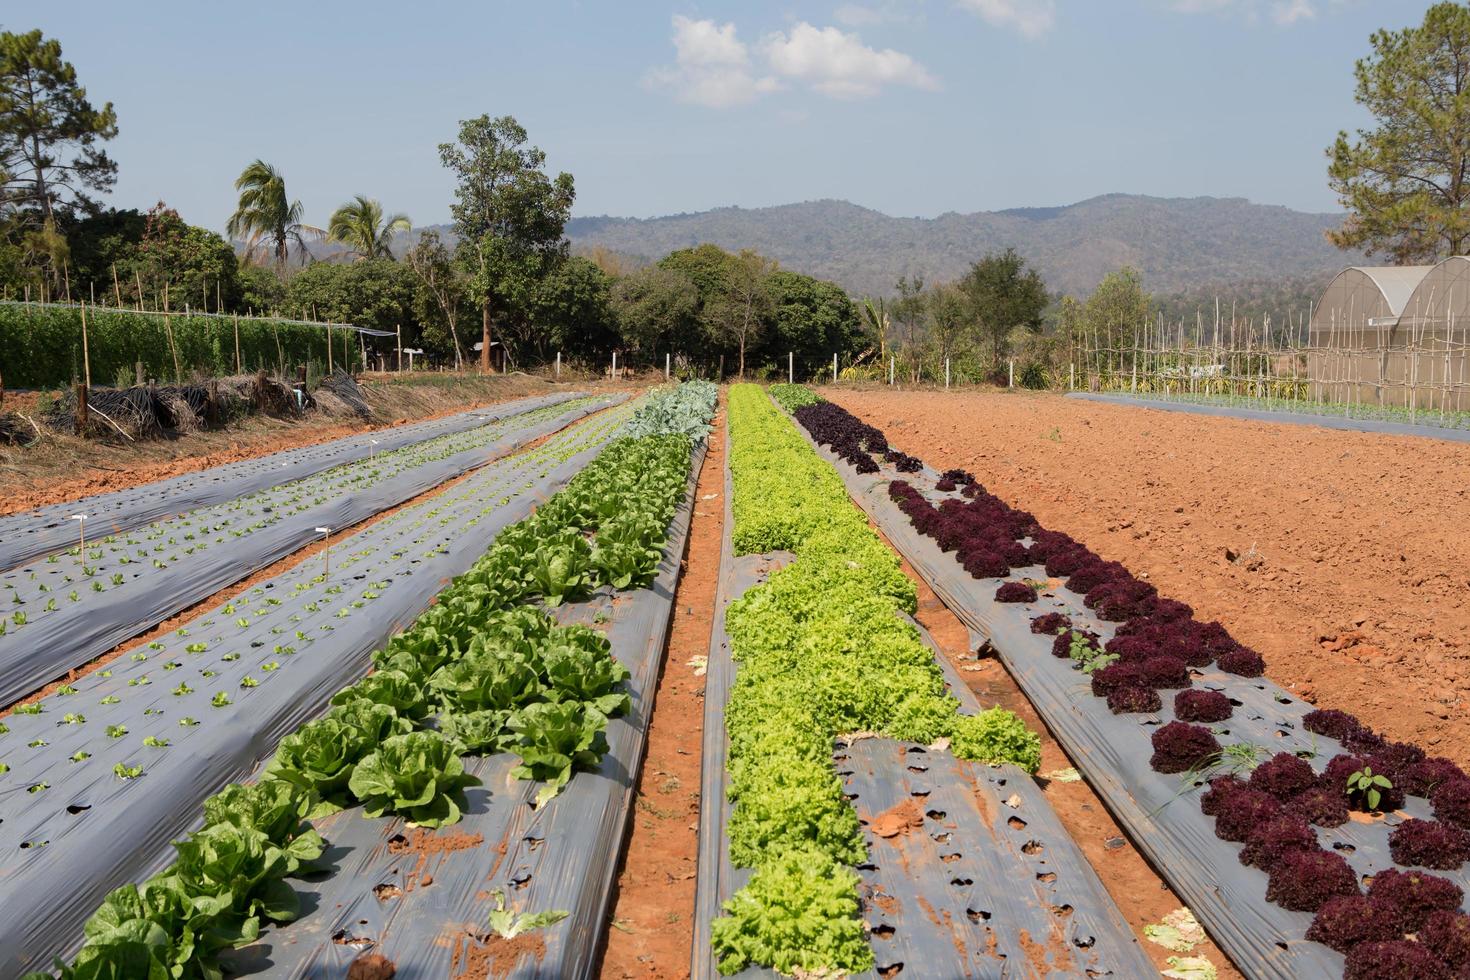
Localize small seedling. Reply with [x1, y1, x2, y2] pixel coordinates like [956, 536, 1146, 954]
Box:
[1347, 767, 1393, 811]
[485, 889, 569, 939]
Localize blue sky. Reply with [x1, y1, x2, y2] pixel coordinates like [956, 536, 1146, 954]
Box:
[33, 0, 1425, 232]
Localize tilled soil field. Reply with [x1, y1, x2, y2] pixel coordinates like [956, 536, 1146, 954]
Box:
[824, 387, 1470, 768]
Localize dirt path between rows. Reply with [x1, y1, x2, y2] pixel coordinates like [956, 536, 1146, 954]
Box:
[825, 387, 1470, 769]
[598, 404, 725, 980]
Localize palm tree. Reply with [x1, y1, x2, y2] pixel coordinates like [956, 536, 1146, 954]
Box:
[226, 160, 319, 268]
[327, 195, 411, 260]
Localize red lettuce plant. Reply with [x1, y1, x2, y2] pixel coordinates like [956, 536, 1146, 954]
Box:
[1215, 789, 1284, 842]
[1200, 775, 1246, 816]
[1264, 848, 1360, 911]
[1217, 646, 1266, 677]
[995, 581, 1038, 603]
[1139, 656, 1190, 689]
[1248, 753, 1318, 801]
[1174, 689, 1233, 723]
[1149, 721, 1220, 774]
[1421, 910, 1470, 973]
[1365, 868, 1464, 932]
[1303, 895, 1401, 953]
[1239, 814, 1317, 869]
[1302, 708, 1363, 742]
[1388, 819, 1470, 870]
[1402, 758, 1466, 799]
[1343, 940, 1451, 980]
[1285, 785, 1349, 828]
[1029, 612, 1071, 635]
[1432, 777, 1470, 830]
[1107, 686, 1162, 715]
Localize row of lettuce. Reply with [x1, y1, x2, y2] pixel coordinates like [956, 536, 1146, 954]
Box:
[784, 387, 1470, 980]
[708, 384, 1041, 976]
[28, 381, 716, 980]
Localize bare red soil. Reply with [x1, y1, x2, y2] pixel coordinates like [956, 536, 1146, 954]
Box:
[826, 387, 1470, 769]
[598, 403, 725, 980]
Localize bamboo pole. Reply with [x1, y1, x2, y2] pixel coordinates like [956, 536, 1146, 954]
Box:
[233, 314, 241, 373]
[80, 300, 92, 390]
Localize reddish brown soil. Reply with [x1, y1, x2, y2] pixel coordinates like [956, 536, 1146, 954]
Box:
[598, 403, 726, 980]
[829, 388, 1470, 769]
[0, 374, 587, 517]
[869, 797, 926, 839]
[891, 537, 1239, 977]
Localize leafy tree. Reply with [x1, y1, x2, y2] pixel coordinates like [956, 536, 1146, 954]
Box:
[891, 274, 926, 380]
[857, 296, 890, 363]
[1082, 266, 1150, 350]
[283, 259, 414, 336]
[925, 282, 968, 374]
[657, 243, 731, 301]
[529, 255, 618, 360]
[1328, 2, 1470, 261]
[327, 195, 410, 261]
[439, 115, 575, 371]
[406, 229, 470, 367]
[0, 29, 118, 222]
[957, 249, 1048, 369]
[133, 202, 239, 312]
[236, 264, 285, 315]
[759, 269, 863, 378]
[611, 265, 700, 361]
[711, 248, 775, 378]
[227, 160, 318, 269]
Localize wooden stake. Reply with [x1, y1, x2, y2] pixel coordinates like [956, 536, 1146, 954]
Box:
[80, 301, 92, 389]
[112, 264, 122, 307]
[233, 314, 241, 373]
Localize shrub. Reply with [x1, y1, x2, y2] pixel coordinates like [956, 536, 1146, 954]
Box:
[1304, 895, 1402, 953]
[1366, 868, 1464, 932]
[1174, 689, 1233, 723]
[1344, 940, 1451, 980]
[1149, 722, 1221, 775]
[1264, 848, 1360, 912]
[1388, 819, 1470, 870]
[1107, 686, 1162, 715]
[1248, 753, 1318, 801]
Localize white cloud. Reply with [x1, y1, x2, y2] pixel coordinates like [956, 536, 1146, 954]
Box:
[1271, 0, 1316, 26]
[644, 15, 779, 108]
[1168, 0, 1324, 27]
[761, 22, 940, 99]
[834, 1, 922, 27]
[954, 0, 1057, 39]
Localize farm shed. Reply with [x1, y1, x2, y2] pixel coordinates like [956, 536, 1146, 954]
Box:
[1309, 261, 1470, 412]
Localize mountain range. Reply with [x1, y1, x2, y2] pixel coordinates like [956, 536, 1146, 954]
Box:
[562, 194, 1361, 298]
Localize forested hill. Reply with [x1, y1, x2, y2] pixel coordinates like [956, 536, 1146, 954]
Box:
[564, 195, 1361, 298]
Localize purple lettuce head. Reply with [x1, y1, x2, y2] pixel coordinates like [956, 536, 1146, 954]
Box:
[1107, 686, 1162, 715]
[1149, 721, 1220, 774]
[1304, 895, 1402, 953]
[1421, 910, 1470, 974]
[1264, 848, 1361, 912]
[995, 581, 1038, 603]
[1214, 788, 1284, 842]
[1433, 778, 1470, 831]
[1285, 785, 1350, 828]
[1217, 646, 1266, 677]
[1249, 753, 1319, 801]
[1402, 758, 1467, 799]
[1302, 708, 1364, 743]
[1388, 819, 1470, 871]
[1344, 940, 1451, 980]
[1090, 661, 1153, 697]
[1030, 612, 1071, 635]
[1174, 689, 1233, 723]
[1239, 814, 1317, 869]
[1365, 868, 1464, 932]
[1200, 775, 1247, 817]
